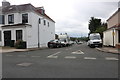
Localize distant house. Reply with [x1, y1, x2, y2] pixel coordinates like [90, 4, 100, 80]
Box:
[0, 0, 55, 48]
[103, 8, 120, 48]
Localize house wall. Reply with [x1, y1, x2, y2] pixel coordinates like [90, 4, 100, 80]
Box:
[0, 10, 55, 48]
[1, 27, 27, 46]
[107, 11, 120, 29]
[26, 12, 55, 48]
[103, 29, 113, 46]
[103, 29, 117, 46]
[4, 12, 31, 25]
[104, 9, 120, 47]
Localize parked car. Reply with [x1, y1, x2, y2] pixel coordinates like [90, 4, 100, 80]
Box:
[48, 40, 62, 48]
[87, 33, 102, 48]
[69, 41, 74, 46]
[77, 41, 83, 44]
[60, 40, 67, 47]
[59, 40, 71, 47]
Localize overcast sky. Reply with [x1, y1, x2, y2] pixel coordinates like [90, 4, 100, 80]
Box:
[0, 0, 119, 37]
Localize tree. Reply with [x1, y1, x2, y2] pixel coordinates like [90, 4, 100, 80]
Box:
[95, 23, 107, 38]
[70, 37, 77, 41]
[55, 34, 58, 39]
[88, 17, 107, 38]
[88, 17, 101, 33]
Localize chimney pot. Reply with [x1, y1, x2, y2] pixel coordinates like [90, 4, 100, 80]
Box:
[2, 0, 10, 7]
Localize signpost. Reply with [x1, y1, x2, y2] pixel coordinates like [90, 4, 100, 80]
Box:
[112, 29, 115, 47]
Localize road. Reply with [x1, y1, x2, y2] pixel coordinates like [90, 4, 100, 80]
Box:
[2, 43, 119, 78]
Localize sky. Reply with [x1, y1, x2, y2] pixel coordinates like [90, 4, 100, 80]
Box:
[0, 0, 119, 37]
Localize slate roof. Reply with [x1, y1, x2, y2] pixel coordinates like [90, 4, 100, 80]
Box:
[2, 3, 55, 22]
[2, 4, 36, 13]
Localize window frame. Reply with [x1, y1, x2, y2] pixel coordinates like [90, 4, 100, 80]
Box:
[39, 18, 41, 24]
[22, 13, 28, 24]
[16, 30, 23, 41]
[8, 14, 14, 24]
[48, 22, 49, 27]
[44, 20, 46, 25]
[0, 15, 5, 24]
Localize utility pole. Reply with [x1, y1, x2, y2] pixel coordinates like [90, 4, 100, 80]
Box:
[38, 18, 40, 48]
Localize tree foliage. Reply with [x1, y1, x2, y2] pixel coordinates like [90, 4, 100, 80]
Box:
[89, 17, 101, 33]
[88, 17, 107, 38]
[55, 34, 58, 39]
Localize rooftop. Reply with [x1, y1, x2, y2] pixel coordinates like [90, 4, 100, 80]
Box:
[1, 3, 55, 22]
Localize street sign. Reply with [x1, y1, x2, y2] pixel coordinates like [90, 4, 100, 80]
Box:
[112, 31, 115, 36]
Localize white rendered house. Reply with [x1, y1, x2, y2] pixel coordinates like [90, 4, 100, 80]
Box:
[103, 8, 120, 48]
[0, 0, 55, 48]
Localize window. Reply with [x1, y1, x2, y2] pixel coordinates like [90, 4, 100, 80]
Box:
[8, 14, 14, 24]
[48, 22, 49, 27]
[0, 15, 5, 24]
[16, 30, 22, 41]
[44, 20, 46, 25]
[39, 18, 41, 24]
[22, 14, 28, 23]
[0, 31, 1, 41]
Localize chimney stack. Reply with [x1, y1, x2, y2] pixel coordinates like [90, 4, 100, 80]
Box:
[2, 0, 10, 8]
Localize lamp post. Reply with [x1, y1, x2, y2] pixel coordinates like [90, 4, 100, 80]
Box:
[38, 18, 40, 48]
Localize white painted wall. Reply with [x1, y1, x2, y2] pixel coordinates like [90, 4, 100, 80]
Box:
[1, 27, 27, 46]
[0, 10, 55, 48]
[103, 29, 117, 46]
[4, 12, 31, 25]
[26, 12, 55, 48]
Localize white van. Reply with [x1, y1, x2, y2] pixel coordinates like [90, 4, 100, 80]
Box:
[87, 33, 102, 48]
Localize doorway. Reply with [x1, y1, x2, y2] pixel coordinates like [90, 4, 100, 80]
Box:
[4, 31, 11, 46]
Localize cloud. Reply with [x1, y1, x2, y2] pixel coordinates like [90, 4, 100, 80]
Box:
[54, 1, 118, 37]
[1, 0, 118, 37]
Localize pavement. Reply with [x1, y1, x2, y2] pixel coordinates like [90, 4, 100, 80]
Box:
[0, 46, 119, 54]
[96, 47, 119, 54]
[0, 47, 48, 53]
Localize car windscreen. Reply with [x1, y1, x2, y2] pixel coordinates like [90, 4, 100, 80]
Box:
[90, 36, 101, 40]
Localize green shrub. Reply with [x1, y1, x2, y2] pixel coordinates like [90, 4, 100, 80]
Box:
[15, 40, 26, 49]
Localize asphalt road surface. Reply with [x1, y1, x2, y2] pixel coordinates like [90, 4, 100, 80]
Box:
[2, 43, 119, 78]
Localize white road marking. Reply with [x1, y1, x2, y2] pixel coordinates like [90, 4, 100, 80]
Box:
[71, 50, 84, 54]
[47, 52, 61, 58]
[84, 57, 96, 60]
[6, 55, 13, 56]
[48, 52, 61, 57]
[31, 56, 41, 58]
[47, 56, 58, 58]
[17, 63, 33, 67]
[105, 57, 119, 61]
[64, 56, 76, 59]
